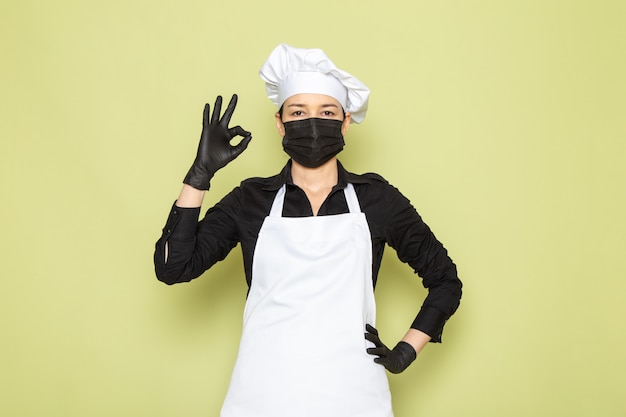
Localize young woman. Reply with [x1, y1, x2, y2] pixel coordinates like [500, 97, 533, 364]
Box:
[154, 44, 462, 417]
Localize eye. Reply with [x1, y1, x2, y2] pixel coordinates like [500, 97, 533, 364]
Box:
[290, 110, 305, 117]
[321, 110, 335, 117]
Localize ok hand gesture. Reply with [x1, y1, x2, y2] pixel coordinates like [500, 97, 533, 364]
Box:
[183, 94, 252, 190]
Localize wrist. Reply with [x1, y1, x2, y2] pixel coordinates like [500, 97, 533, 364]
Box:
[176, 184, 206, 208]
[401, 328, 431, 356]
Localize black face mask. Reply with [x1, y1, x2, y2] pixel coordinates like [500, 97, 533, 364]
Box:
[282, 118, 345, 168]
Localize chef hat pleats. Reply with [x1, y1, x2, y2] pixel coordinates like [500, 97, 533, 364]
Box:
[259, 44, 370, 124]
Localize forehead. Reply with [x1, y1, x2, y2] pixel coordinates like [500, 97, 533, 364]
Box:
[283, 93, 342, 108]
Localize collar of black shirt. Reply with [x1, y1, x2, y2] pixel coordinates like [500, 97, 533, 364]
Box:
[262, 159, 373, 192]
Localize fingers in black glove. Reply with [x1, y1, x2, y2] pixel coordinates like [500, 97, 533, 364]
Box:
[365, 324, 417, 374]
[183, 94, 252, 190]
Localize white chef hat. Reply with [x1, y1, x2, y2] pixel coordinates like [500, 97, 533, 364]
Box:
[259, 44, 370, 124]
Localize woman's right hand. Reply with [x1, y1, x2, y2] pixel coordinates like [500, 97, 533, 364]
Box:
[183, 94, 252, 190]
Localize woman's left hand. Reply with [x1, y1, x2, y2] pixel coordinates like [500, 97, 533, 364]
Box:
[365, 324, 417, 374]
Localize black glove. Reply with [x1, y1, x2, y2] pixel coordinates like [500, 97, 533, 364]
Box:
[183, 94, 252, 190]
[365, 324, 416, 374]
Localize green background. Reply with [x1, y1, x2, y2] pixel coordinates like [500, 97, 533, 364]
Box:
[2, 1, 625, 416]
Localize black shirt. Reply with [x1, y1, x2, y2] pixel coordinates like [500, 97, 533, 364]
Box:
[154, 160, 462, 342]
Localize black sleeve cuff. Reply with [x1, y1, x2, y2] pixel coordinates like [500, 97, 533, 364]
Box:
[411, 305, 449, 343]
[162, 202, 201, 240]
